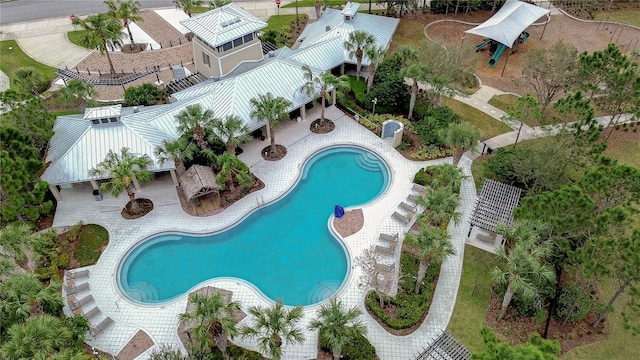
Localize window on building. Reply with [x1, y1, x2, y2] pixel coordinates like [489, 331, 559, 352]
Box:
[100, 118, 109, 124]
[92, 119, 100, 125]
[222, 42, 232, 51]
[203, 52, 210, 67]
[233, 37, 243, 47]
[109, 117, 118, 123]
[243, 33, 254, 43]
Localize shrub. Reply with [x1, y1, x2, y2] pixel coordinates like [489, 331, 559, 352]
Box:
[412, 107, 461, 146]
[342, 332, 377, 360]
[320, 331, 376, 360]
[486, 147, 524, 185]
[430, 0, 505, 14]
[124, 83, 162, 106]
[365, 253, 439, 329]
[413, 168, 432, 186]
[366, 74, 409, 115]
[555, 282, 592, 324]
[410, 145, 454, 160]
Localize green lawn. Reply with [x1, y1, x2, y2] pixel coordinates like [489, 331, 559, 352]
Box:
[66, 30, 93, 49]
[447, 245, 500, 353]
[0, 40, 58, 87]
[563, 276, 640, 360]
[471, 156, 490, 193]
[603, 129, 640, 169]
[488, 94, 519, 113]
[442, 97, 513, 140]
[265, 13, 308, 31]
[73, 224, 109, 267]
[594, 10, 640, 27]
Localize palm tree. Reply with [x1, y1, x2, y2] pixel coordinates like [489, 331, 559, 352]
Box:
[300, 65, 350, 125]
[178, 292, 241, 360]
[405, 225, 455, 294]
[249, 93, 292, 156]
[429, 163, 468, 191]
[394, 45, 418, 67]
[416, 186, 461, 227]
[0, 223, 33, 268]
[174, 0, 202, 17]
[309, 298, 367, 360]
[364, 45, 386, 92]
[104, 0, 142, 47]
[0, 273, 63, 326]
[240, 299, 305, 360]
[59, 79, 97, 104]
[175, 104, 215, 149]
[12, 67, 45, 96]
[401, 63, 430, 119]
[438, 121, 481, 165]
[0, 315, 74, 360]
[211, 115, 251, 154]
[492, 234, 555, 321]
[343, 30, 375, 81]
[72, 13, 124, 75]
[155, 137, 197, 175]
[204, 150, 253, 191]
[89, 147, 153, 211]
[209, 0, 231, 8]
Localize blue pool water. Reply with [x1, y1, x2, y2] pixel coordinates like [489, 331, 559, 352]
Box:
[118, 146, 389, 306]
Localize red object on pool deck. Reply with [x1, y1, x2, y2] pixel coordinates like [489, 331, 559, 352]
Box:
[275, 0, 281, 4]
[70, 14, 76, 21]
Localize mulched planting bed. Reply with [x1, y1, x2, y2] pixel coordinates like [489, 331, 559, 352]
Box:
[261, 144, 287, 161]
[121, 198, 154, 219]
[310, 118, 336, 134]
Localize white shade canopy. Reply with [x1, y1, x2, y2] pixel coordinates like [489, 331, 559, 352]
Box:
[465, 0, 550, 48]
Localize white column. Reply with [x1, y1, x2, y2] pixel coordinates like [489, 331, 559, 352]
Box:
[301, 105, 306, 121]
[170, 170, 179, 185]
[131, 174, 141, 191]
[49, 184, 62, 201]
[340, 63, 345, 75]
[332, 89, 336, 105]
[89, 179, 99, 190]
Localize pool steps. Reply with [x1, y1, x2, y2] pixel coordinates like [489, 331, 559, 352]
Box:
[306, 279, 342, 304]
[354, 152, 383, 172]
[126, 282, 160, 302]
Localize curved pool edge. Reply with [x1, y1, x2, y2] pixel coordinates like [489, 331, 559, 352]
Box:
[114, 144, 392, 308]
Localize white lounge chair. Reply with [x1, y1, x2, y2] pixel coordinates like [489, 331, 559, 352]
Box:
[412, 183, 427, 193]
[375, 245, 395, 256]
[375, 262, 395, 273]
[379, 233, 398, 242]
[392, 211, 410, 224]
[399, 201, 415, 212]
[90, 317, 113, 337]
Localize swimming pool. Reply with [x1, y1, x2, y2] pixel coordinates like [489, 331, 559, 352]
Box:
[118, 146, 390, 306]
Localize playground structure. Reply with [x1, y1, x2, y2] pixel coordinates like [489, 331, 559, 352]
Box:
[476, 31, 530, 67]
[466, 0, 549, 68]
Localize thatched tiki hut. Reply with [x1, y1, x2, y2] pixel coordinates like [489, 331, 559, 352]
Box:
[180, 165, 222, 207]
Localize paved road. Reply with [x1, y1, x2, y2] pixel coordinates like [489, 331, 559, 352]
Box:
[0, 0, 175, 25]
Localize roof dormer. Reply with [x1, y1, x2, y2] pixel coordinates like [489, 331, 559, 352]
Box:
[84, 104, 122, 126]
[341, 2, 360, 22]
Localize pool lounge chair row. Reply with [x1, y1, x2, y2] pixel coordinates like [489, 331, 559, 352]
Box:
[64, 282, 90, 294]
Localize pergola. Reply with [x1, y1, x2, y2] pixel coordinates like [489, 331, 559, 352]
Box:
[180, 165, 222, 204]
[414, 331, 471, 360]
[469, 178, 522, 234]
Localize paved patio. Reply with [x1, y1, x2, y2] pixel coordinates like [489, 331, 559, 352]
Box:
[56, 105, 476, 359]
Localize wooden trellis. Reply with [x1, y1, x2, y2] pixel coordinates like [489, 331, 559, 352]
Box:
[414, 331, 471, 360]
[470, 178, 522, 233]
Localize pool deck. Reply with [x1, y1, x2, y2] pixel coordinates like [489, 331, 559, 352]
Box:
[55, 105, 476, 359]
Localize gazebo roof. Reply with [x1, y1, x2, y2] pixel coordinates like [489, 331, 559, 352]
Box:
[470, 179, 522, 232]
[180, 165, 222, 200]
